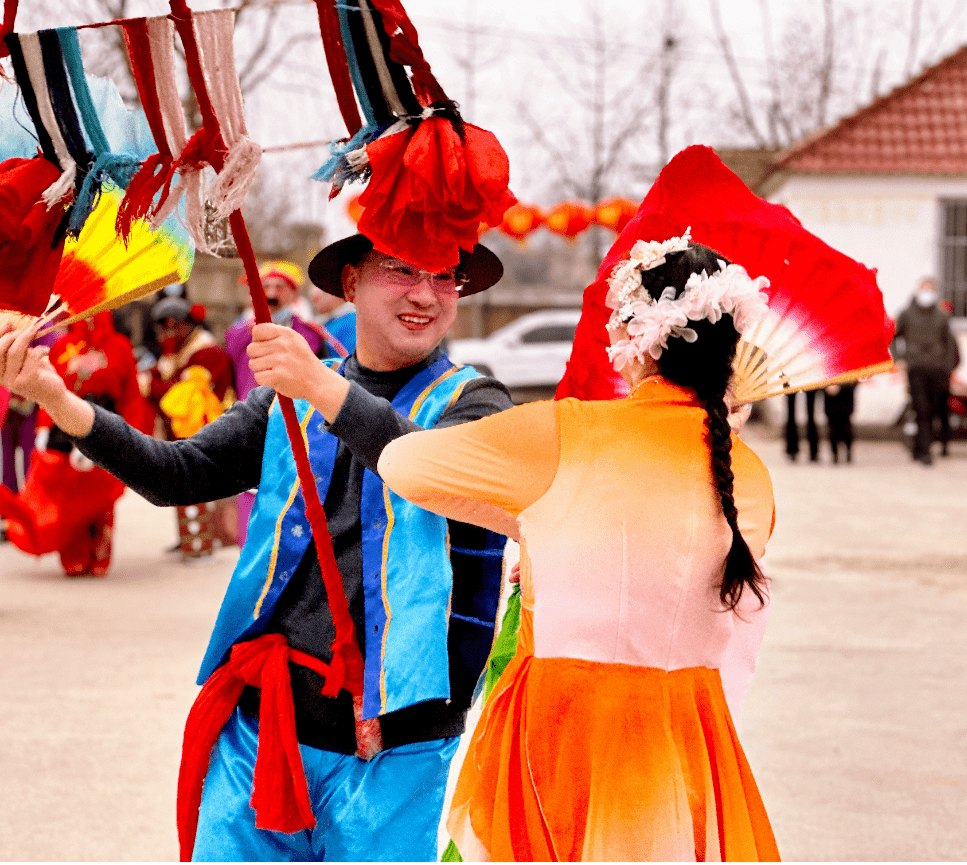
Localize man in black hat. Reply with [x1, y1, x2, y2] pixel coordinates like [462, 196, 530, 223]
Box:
[0, 233, 512, 862]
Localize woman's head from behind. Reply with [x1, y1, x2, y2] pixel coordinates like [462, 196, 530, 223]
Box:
[604, 232, 770, 610]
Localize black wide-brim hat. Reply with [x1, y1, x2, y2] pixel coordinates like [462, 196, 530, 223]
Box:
[308, 234, 503, 298]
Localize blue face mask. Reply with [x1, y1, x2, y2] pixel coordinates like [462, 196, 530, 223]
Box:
[271, 307, 293, 326]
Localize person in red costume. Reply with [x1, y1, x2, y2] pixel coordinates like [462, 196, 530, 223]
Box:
[148, 295, 234, 439]
[0, 312, 152, 576]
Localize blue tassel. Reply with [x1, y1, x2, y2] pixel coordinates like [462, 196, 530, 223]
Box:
[312, 122, 383, 184]
[68, 152, 141, 237]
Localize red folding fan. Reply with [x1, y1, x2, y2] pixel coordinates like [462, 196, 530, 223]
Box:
[556, 145, 895, 403]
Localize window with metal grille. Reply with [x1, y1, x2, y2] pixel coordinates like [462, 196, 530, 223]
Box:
[940, 201, 967, 317]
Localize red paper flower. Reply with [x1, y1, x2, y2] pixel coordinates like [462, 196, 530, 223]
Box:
[0, 157, 67, 316]
[358, 118, 516, 272]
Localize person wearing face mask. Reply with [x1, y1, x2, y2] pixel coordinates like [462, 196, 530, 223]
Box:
[225, 262, 340, 405]
[224, 261, 340, 546]
[894, 277, 961, 465]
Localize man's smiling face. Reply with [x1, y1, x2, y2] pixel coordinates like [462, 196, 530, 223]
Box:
[342, 252, 460, 371]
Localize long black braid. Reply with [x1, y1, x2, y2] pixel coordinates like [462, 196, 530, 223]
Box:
[634, 244, 766, 610]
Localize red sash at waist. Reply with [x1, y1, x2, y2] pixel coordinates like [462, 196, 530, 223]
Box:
[176, 633, 380, 861]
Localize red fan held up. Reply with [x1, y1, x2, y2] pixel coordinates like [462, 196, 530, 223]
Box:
[556, 145, 893, 403]
[357, 117, 516, 273]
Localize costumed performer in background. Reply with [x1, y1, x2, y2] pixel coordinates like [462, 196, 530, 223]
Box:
[378, 233, 781, 861]
[224, 260, 346, 546]
[148, 294, 235, 559]
[0, 229, 513, 862]
[0, 329, 62, 499]
[0, 312, 152, 576]
[310, 281, 356, 356]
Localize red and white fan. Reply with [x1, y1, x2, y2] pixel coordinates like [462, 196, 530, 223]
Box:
[556, 145, 894, 403]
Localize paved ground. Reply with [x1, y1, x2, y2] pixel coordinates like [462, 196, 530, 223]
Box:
[0, 425, 965, 861]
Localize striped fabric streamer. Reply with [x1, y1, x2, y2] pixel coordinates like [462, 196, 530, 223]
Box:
[36, 29, 91, 199]
[366, 0, 448, 106]
[57, 27, 142, 236]
[312, 0, 425, 191]
[140, 15, 208, 247]
[191, 9, 261, 218]
[117, 16, 208, 251]
[2, 33, 61, 167]
[312, 0, 391, 188]
[357, 0, 421, 120]
[4, 33, 76, 205]
[311, 0, 362, 136]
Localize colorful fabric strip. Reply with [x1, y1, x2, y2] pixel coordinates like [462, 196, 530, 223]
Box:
[58, 27, 141, 236]
[15, 33, 78, 204]
[2, 33, 61, 167]
[311, 0, 362, 135]
[37, 30, 91, 185]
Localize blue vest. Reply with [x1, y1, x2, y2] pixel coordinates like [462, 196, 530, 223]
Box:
[196, 355, 504, 721]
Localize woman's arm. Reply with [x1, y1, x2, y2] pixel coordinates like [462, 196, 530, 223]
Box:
[378, 400, 561, 538]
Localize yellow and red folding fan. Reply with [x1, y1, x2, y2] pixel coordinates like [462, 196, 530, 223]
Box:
[0, 178, 192, 334]
[556, 145, 894, 403]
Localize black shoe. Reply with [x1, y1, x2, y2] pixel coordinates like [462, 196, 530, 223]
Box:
[941, 443, 949, 457]
[916, 452, 933, 465]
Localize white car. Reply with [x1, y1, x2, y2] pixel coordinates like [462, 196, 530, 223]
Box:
[447, 309, 581, 389]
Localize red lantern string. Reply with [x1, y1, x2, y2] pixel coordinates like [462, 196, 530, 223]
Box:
[544, 199, 593, 240]
[499, 201, 544, 241]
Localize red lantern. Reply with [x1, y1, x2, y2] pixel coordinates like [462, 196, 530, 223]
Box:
[346, 193, 365, 224]
[544, 200, 593, 239]
[594, 197, 638, 233]
[499, 202, 544, 241]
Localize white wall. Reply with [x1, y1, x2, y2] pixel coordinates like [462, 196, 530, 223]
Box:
[769, 175, 967, 318]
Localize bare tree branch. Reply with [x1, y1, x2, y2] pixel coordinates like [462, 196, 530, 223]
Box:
[709, 0, 767, 147]
[903, 0, 923, 79]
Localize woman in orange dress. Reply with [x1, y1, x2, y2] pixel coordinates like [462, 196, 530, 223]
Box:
[378, 233, 781, 861]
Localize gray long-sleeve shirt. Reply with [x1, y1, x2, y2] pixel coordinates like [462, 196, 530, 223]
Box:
[74, 348, 513, 750]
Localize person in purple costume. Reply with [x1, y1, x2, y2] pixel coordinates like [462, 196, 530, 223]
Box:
[224, 261, 341, 545]
[1, 329, 61, 495]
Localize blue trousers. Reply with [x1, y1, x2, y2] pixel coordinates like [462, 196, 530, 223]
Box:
[192, 708, 458, 862]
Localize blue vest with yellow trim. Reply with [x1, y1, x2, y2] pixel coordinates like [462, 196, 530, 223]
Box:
[196, 355, 502, 721]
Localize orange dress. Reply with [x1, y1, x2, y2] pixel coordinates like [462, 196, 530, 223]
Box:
[379, 377, 780, 861]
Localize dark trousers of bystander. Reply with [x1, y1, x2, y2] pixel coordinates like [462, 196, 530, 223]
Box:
[908, 367, 951, 463]
[785, 390, 819, 462]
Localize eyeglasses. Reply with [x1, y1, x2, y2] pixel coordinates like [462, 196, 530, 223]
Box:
[373, 260, 468, 293]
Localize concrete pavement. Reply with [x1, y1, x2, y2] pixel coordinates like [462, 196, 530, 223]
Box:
[0, 427, 965, 861]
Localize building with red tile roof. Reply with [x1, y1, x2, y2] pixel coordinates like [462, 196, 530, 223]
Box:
[762, 44, 967, 323]
[776, 45, 967, 176]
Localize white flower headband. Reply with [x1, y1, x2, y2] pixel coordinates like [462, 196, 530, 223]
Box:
[604, 228, 770, 371]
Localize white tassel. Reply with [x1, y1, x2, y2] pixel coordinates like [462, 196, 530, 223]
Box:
[209, 137, 262, 218]
[42, 164, 77, 208]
